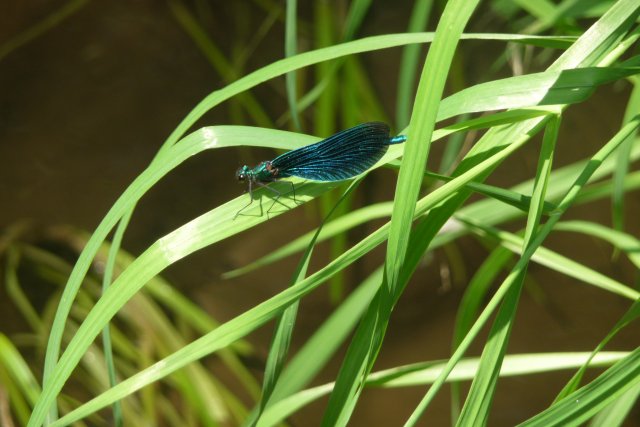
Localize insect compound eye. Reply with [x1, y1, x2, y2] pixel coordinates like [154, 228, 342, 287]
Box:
[235, 166, 248, 181]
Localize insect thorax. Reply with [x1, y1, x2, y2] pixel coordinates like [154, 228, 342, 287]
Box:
[251, 161, 279, 182]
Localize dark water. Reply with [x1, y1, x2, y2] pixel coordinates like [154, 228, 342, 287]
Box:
[1, 2, 639, 426]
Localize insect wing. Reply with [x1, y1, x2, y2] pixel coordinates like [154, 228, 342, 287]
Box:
[271, 122, 391, 181]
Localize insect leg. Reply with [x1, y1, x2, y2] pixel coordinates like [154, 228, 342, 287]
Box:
[256, 182, 290, 216]
[234, 180, 255, 219]
[288, 181, 298, 205]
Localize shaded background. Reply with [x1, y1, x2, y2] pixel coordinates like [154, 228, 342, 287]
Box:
[1, 1, 639, 425]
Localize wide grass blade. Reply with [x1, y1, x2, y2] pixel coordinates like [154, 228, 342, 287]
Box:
[519, 347, 640, 427]
[321, 1, 481, 424]
[589, 382, 640, 427]
[257, 352, 629, 427]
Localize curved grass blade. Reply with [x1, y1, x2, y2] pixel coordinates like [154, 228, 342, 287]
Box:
[554, 299, 640, 403]
[519, 347, 640, 427]
[222, 202, 392, 279]
[258, 352, 629, 427]
[612, 77, 640, 232]
[0, 334, 41, 425]
[589, 382, 640, 427]
[554, 220, 640, 268]
[437, 65, 640, 122]
[450, 245, 514, 420]
[453, 246, 514, 348]
[251, 178, 364, 425]
[404, 4, 640, 422]
[42, 105, 543, 427]
[458, 218, 639, 301]
[456, 115, 559, 426]
[34, 25, 635, 427]
[323, 0, 482, 425]
[258, 267, 383, 419]
[42, 33, 569, 405]
[40, 32, 580, 417]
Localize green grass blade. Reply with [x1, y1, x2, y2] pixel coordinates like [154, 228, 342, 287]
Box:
[322, 1, 481, 424]
[0, 333, 41, 424]
[313, 0, 336, 139]
[554, 220, 640, 268]
[396, 0, 434, 128]
[437, 65, 640, 122]
[342, 0, 372, 41]
[285, 0, 300, 130]
[254, 268, 383, 427]
[554, 299, 640, 402]
[258, 352, 628, 427]
[589, 381, 640, 427]
[423, 170, 559, 214]
[453, 246, 514, 348]
[612, 76, 640, 231]
[459, 219, 639, 301]
[5, 246, 43, 332]
[455, 115, 560, 427]
[100, 212, 130, 427]
[41, 102, 546, 427]
[252, 179, 362, 423]
[389, 0, 477, 293]
[518, 347, 640, 427]
[161, 32, 575, 152]
[222, 202, 393, 278]
[402, 4, 640, 421]
[450, 245, 514, 421]
[31, 8, 639, 423]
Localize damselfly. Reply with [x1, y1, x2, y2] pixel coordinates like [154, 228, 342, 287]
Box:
[235, 122, 406, 217]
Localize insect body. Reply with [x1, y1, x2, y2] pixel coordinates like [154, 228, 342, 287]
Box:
[235, 122, 406, 217]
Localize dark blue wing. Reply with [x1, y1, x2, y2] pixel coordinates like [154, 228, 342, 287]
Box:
[272, 122, 391, 181]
